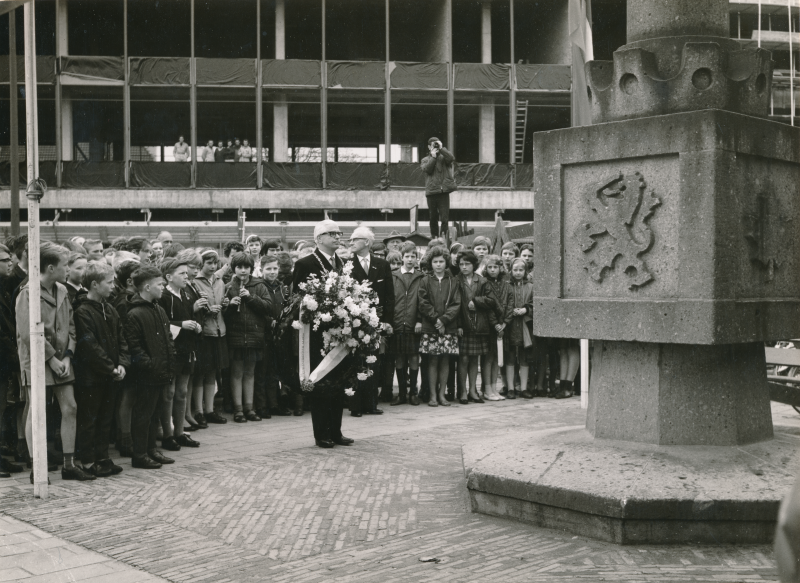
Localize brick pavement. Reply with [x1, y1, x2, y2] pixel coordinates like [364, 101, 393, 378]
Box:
[0, 514, 166, 582]
[2, 396, 797, 583]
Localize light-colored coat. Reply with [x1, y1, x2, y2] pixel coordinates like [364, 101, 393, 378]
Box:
[16, 281, 76, 386]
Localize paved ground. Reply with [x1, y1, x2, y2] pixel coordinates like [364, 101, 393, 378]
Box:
[1, 394, 797, 583]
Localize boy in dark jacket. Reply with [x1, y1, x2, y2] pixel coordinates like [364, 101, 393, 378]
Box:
[389, 242, 424, 406]
[74, 261, 130, 477]
[254, 255, 292, 418]
[157, 258, 202, 451]
[124, 265, 176, 469]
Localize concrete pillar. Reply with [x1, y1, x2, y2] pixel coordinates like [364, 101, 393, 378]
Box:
[56, 0, 68, 55]
[275, 0, 285, 60]
[479, 2, 495, 163]
[272, 0, 288, 162]
[60, 90, 72, 160]
[57, 0, 72, 160]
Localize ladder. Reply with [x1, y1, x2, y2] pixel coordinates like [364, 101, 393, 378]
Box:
[514, 100, 528, 163]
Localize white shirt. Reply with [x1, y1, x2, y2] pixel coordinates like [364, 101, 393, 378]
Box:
[318, 249, 335, 268]
[400, 267, 415, 275]
[358, 253, 370, 272]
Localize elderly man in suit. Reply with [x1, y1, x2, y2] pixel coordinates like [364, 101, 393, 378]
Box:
[292, 220, 355, 449]
[348, 227, 395, 417]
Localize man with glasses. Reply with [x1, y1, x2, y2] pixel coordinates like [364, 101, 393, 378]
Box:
[292, 220, 354, 449]
[348, 227, 394, 417]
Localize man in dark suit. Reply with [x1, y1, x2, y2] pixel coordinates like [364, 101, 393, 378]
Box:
[348, 227, 395, 417]
[292, 220, 355, 449]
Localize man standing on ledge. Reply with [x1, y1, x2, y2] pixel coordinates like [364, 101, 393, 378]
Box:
[421, 137, 456, 241]
[292, 220, 355, 449]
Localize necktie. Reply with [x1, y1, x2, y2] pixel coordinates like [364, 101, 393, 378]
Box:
[361, 257, 369, 272]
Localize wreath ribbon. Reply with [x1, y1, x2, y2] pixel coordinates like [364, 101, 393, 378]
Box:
[298, 306, 349, 391]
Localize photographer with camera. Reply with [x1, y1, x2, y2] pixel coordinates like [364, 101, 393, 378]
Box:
[420, 137, 456, 242]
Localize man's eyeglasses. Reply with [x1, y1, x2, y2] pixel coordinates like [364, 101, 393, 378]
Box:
[323, 231, 343, 238]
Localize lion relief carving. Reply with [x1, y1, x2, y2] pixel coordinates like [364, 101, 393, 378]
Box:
[576, 172, 662, 289]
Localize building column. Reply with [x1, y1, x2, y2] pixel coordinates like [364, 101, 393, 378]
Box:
[57, 0, 72, 161]
[479, 2, 495, 163]
[56, 0, 67, 55]
[273, 0, 289, 162]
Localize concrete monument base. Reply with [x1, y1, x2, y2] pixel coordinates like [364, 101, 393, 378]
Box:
[463, 426, 798, 544]
[587, 341, 773, 445]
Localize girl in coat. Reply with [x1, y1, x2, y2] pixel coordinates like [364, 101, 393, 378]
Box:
[482, 254, 511, 401]
[504, 258, 534, 399]
[417, 247, 461, 407]
[224, 253, 272, 423]
[192, 248, 230, 428]
[455, 251, 496, 403]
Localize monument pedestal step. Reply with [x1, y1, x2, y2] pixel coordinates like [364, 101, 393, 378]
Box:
[463, 425, 798, 544]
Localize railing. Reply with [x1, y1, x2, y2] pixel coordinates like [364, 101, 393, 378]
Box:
[0, 160, 534, 190]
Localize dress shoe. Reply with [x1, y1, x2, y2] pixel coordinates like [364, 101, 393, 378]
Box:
[507, 391, 517, 400]
[245, 410, 262, 422]
[333, 436, 354, 446]
[468, 395, 485, 404]
[366, 408, 383, 415]
[148, 450, 175, 465]
[409, 395, 420, 406]
[98, 459, 123, 475]
[132, 455, 161, 469]
[293, 407, 304, 417]
[350, 411, 362, 417]
[390, 396, 406, 406]
[62, 465, 95, 481]
[184, 425, 199, 432]
[459, 398, 469, 405]
[175, 434, 200, 448]
[161, 437, 182, 451]
[315, 439, 335, 448]
[0, 457, 24, 473]
[194, 412, 209, 428]
[205, 411, 228, 424]
[85, 463, 113, 478]
[258, 409, 272, 420]
[0, 470, 9, 478]
[272, 407, 292, 416]
[519, 390, 534, 399]
[0, 443, 16, 457]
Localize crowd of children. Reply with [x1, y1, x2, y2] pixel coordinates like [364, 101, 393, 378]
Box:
[0, 229, 580, 482]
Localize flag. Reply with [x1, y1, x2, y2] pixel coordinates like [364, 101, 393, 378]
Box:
[569, 0, 594, 127]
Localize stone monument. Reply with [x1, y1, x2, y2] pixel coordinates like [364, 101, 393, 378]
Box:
[463, 0, 800, 544]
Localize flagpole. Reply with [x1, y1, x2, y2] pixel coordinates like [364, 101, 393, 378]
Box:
[24, 0, 48, 500]
[789, 0, 795, 127]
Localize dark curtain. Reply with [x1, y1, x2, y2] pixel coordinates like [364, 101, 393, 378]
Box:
[130, 162, 191, 188]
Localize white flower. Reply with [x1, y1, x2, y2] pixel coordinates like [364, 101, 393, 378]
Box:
[342, 327, 352, 336]
[343, 262, 354, 275]
[352, 318, 361, 328]
[363, 334, 371, 344]
[357, 372, 368, 381]
[358, 330, 365, 338]
[302, 296, 318, 311]
[366, 355, 377, 364]
[344, 388, 355, 397]
[334, 307, 348, 319]
[291, 320, 302, 330]
[369, 317, 380, 328]
[320, 313, 332, 322]
[348, 338, 359, 348]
